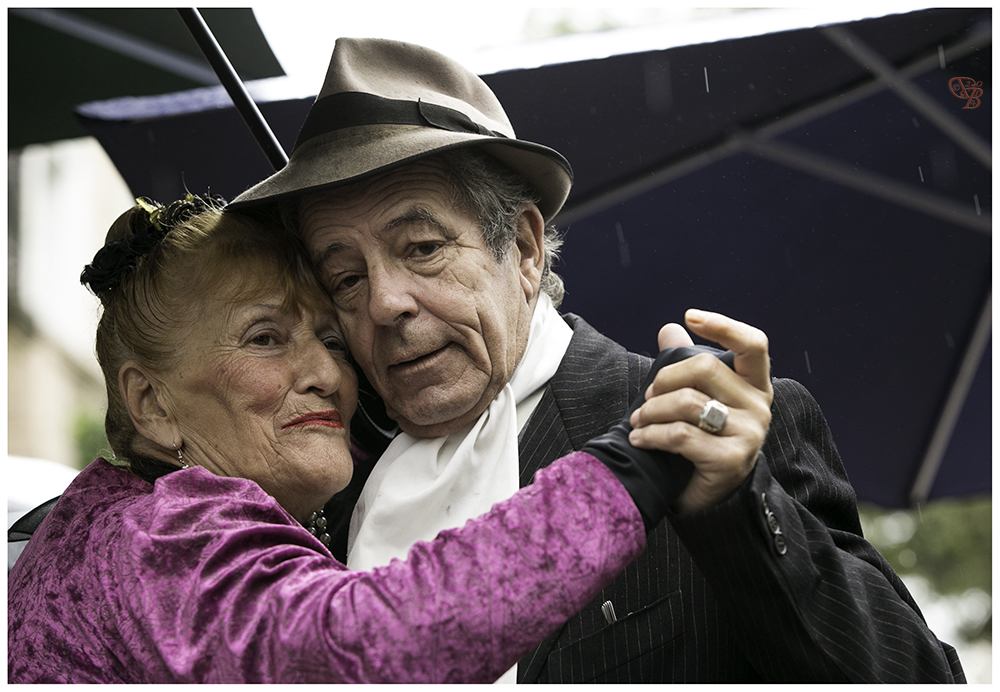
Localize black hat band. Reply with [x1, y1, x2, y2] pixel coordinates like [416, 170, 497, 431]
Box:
[294, 92, 508, 151]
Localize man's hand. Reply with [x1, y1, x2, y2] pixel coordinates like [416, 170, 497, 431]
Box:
[628, 309, 773, 515]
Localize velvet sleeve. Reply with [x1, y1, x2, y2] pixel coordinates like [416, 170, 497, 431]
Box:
[116, 451, 644, 683]
[668, 378, 964, 682]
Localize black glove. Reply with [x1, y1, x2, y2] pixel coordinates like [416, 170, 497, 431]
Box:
[582, 345, 735, 531]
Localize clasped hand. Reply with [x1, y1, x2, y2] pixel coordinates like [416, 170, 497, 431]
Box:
[628, 310, 773, 515]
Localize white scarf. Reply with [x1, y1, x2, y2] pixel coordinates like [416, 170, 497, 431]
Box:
[346, 292, 573, 571]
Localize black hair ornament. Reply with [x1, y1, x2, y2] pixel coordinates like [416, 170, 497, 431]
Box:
[80, 193, 226, 296]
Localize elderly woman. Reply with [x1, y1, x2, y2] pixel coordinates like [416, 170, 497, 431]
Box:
[8, 195, 692, 684]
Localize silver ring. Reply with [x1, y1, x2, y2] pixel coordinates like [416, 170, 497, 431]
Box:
[698, 399, 729, 434]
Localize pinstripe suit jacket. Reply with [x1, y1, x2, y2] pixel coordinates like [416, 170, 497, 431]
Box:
[515, 314, 964, 683]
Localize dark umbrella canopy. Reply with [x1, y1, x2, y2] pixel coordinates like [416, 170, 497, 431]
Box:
[75, 7, 991, 508]
[7, 8, 284, 149]
[488, 7, 992, 509]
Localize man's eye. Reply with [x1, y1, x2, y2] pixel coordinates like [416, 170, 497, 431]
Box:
[412, 242, 440, 257]
[330, 274, 361, 294]
[250, 334, 275, 347]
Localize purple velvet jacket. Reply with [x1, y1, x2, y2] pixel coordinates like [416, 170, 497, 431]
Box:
[8, 453, 644, 683]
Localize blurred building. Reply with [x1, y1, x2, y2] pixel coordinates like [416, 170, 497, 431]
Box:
[8, 138, 133, 468]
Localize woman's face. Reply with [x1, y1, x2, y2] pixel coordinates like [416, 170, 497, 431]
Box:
[159, 279, 358, 523]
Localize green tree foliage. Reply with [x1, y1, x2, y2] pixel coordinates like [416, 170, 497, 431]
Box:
[74, 410, 110, 470]
[859, 495, 991, 642]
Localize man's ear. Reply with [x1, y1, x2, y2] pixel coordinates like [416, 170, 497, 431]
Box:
[516, 203, 546, 302]
[119, 361, 178, 451]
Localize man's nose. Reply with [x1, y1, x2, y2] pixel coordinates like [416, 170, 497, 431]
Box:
[367, 268, 419, 326]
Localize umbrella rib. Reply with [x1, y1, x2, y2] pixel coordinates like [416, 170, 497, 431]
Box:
[908, 291, 992, 506]
[753, 24, 992, 144]
[555, 138, 746, 226]
[745, 137, 991, 234]
[820, 24, 991, 170]
[9, 8, 218, 85]
[558, 22, 991, 228]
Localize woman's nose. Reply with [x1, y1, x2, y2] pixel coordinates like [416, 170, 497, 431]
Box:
[294, 337, 343, 397]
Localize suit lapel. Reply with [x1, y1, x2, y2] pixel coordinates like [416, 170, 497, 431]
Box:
[518, 388, 572, 487]
[516, 314, 651, 682]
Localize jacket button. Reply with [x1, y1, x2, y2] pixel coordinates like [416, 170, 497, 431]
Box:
[773, 534, 788, 555]
[767, 513, 780, 534]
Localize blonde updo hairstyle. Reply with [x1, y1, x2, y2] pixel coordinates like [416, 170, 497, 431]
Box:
[83, 197, 335, 482]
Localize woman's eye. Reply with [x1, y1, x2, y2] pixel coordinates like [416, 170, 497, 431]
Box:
[249, 334, 275, 347]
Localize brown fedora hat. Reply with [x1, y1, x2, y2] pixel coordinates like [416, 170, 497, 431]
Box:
[229, 37, 573, 221]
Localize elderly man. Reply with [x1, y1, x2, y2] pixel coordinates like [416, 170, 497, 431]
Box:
[230, 38, 963, 683]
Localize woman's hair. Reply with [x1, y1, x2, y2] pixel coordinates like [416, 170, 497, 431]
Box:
[81, 195, 333, 482]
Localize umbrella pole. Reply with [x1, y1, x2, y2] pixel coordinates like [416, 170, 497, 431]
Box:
[176, 8, 288, 172]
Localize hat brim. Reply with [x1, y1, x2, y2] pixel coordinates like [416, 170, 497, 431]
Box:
[228, 124, 573, 222]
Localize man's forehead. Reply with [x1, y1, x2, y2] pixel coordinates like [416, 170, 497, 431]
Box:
[299, 159, 453, 218]
[315, 204, 447, 249]
[303, 195, 447, 236]
[299, 162, 466, 253]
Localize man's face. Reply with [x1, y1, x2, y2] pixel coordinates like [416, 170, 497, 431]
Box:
[300, 160, 544, 438]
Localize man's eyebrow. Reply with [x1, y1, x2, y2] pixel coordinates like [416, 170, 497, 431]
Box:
[314, 207, 449, 266]
[382, 207, 448, 234]
[314, 241, 348, 268]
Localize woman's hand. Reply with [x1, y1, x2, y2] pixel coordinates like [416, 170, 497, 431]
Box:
[629, 310, 773, 515]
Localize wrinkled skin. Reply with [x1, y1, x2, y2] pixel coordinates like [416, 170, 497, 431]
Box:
[121, 285, 358, 523]
[300, 161, 545, 438]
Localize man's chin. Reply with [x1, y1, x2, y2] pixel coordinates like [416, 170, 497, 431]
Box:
[387, 399, 490, 439]
[381, 376, 500, 438]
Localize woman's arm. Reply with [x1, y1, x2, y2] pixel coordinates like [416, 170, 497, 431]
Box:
[127, 453, 644, 683]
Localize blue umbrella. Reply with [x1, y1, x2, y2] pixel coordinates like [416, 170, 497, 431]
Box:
[74, 6, 991, 508]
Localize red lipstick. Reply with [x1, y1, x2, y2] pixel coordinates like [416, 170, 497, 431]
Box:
[283, 410, 343, 430]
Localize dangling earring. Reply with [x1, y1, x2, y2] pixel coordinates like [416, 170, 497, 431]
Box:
[175, 443, 189, 469]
